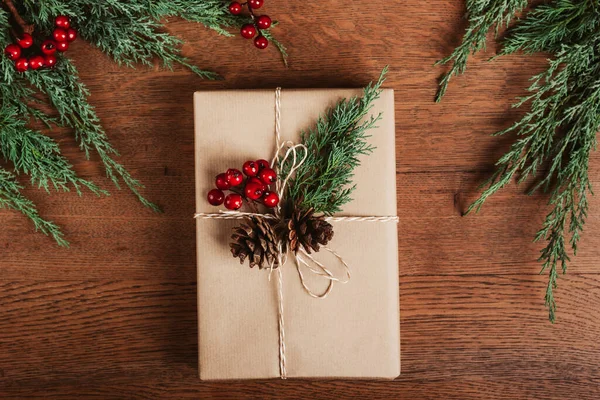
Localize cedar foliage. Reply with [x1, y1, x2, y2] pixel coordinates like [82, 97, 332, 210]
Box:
[284, 67, 387, 215]
[437, 0, 600, 321]
[0, 0, 283, 245]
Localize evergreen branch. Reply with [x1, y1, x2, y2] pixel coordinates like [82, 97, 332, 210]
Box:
[146, 0, 242, 36]
[502, 0, 600, 55]
[0, 104, 105, 195]
[77, 13, 220, 79]
[0, 1, 285, 244]
[464, 12, 600, 321]
[284, 67, 388, 215]
[0, 168, 68, 246]
[25, 59, 161, 212]
[21, 0, 285, 77]
[435, 0, 527, 102]
[261, 24, 288, 67]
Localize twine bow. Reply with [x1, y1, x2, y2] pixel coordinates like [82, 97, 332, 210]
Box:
[194, 87, 398, 379]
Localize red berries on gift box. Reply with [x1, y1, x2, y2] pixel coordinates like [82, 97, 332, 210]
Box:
[207, 189, 225, 206]
[243, 160, 259, 177]
[215, 173, 231, 190]
[228, 0, 272, 49]
[3, 15, 77, 72]
[224, 194, 244, 210]
[259, 168, 277, 184]
[245, 181, 264, 200]
[262, 191, 280, 208]
[207, 158, 280, 210]
[256, 159, 270, 170]
[226, 169, 244, 186]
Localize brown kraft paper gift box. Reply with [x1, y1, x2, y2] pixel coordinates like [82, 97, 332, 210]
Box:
[194, 88, 400, 380]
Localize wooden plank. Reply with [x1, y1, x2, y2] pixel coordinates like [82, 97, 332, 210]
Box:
[1, 171, 599, 279]
[0, 276, 599, 386]
[2, 378, 600, 400]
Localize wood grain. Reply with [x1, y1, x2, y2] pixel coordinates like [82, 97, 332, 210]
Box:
[1, 1, 600, 398]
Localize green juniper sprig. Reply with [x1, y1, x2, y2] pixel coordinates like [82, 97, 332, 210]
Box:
[438, 0, 600, 321]
[435, 0, 527, 102]
[0, 168, 68, 246]
[284, 67, 387, 215]
[0, 0, 284, 245]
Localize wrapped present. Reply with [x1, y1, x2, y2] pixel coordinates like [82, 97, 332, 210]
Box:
[194, 80, 400, 380]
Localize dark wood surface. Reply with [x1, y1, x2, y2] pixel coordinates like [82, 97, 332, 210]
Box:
[2, 1, 599, 399]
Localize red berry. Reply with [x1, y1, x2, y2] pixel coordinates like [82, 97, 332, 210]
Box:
[41, 40, 57, 55]
[259, 168, 277, 185]
[66, 28, 77, 42]
[56, 41, 69, 52]
[29, 55, 44, 70]
[215, 173, 231, 190]
[248, 177, 266, 190]
[228, 2, 243, 15]
[43, 55, 57, 68]
[256, 159, 270, 170]
[53, 28, 68, 42]
[263, 191, 280, 208]
[224, 193, 243, 210]
[207, 189, 225, 206]
[15, 58, 28, 72]
[55, 15, 71, 30]
[245, 181, 264, 200]
[4, 44, 21, 60]
[226, 168, 244, 186]
[256, 15, 272, 29]
[254, 35, 269, 50]
[16, 34, 33, 49]
[248, 0, 264, 9]
[240, 24, 257, 39]
[242, 160, 259, 177]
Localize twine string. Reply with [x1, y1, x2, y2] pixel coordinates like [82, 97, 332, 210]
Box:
[194, 87, 398, 379]
[195, 211, 398, 223]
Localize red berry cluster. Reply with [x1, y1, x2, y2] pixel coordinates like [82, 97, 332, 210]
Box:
[207, 159, 280, 210]
[3, 16, 77, 72]
[228, 1, 272, 49]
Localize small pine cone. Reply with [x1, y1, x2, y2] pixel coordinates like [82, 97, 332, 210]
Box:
[287, 207, 334, 254]
[230, 217, 280, 269]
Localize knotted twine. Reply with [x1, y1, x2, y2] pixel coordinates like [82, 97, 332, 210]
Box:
[194, 87, 399, 379]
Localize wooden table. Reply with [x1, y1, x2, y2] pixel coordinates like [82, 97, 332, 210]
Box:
[2, 1, 599, 399]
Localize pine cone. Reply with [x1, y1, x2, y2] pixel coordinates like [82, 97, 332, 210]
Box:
[230, 217, 280, 269]
[287, 207, 334, 254]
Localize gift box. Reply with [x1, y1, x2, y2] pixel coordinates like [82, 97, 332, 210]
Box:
[194, 88, 400, 380]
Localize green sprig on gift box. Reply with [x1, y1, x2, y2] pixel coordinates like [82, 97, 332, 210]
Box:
[0, 0, 284, 246]
[437, 0, 600, 322]
[284, 66, 387, 215]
